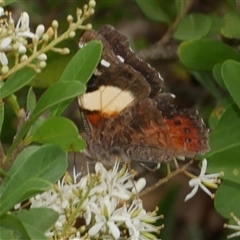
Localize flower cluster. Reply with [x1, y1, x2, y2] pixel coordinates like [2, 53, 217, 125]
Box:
[0, 8, 43, 69]
[30, 162, 163, 239]
[0, 0, 96, 79]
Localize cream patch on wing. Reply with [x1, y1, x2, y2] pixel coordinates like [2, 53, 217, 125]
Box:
[79, 85, 135, 114]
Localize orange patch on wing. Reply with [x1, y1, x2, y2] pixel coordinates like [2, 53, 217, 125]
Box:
[163, 115, 203, 153]
[86, 112, 101, 126]
[87, 111, 119, 125]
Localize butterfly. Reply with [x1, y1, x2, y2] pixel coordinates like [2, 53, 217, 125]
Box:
[78, 25, 209, 165]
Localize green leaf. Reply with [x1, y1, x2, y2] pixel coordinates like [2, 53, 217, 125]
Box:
[30, 39, 76, 88]
[14, 222, 47, 240]
[6, 81, 85, 159]
[207, 144, 240, 184]
[31, 116, 86, 151]
[208, 97, 239, 130]
[25, 116, 45, 140]
[0, 214, 31, 239]
[1, 68, 36, 99]
[217, 104, 240, 128]
[135, 0, 171, 23]
[214, 180, 240, 218]
[221, 12, 240, 39]
[190, 71, 222, 100]
[175, 0, 185, 15]
[0, 178, 52, 217]
[14, 208, 58, 234]
[0, 146, 40, 192]
[26, 87, 36, 113]
[59, 41, 102, 84]
[50, 41, 102, 116]
[0, 225, 19, 240]
[174, 13, 211, 40]
[206, 122, 240, 158]
[1, 144, 67, 215]
[222, 60, 240, 109]
[0, 103, 4, 136]
[5, 94, 20, 116]
[178, 39, 240, 70]
[212, 63, 226, 89]
[205, 16, 223, 38]
[1, 209, 56, 240]
[30, 81, 85, 119]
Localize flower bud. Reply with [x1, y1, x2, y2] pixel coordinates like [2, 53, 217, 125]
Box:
[85, 23, 92, 30]
[52, 20, 58, 29]
[61, 48, 70, 54]
[69, 31, 75, 38]
[35, 24, 45, 38]
[2, 65, 9, 74]
[89, 9, 95, 15]
[32, 35, 39, 44]
[21, 12, 30, 30]
[37, 53, 47, 61]
[67, 15, 73, 23]
[12, 43, 18, 51]
[18, 45, 26, 54]
[20, 54, 28, 62]
[76, 8, 82, 17]
[89, 0, 96, 8]
[39, 61, 46, 69]
[8, 17, 14, 26]
[42, 33, 49, 42]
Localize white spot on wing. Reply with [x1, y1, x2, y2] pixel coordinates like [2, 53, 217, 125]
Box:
[79, 86, 134, 114]
[117, 55, 124, 63]
[100, 59, 110, 68]
[79, 90, 101, 111]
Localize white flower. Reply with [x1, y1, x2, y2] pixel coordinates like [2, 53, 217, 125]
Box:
[0, 7, 4, 16]
[117, 198, 162, 240]
[12, 12, 35, 52]
[224, 213, 240, 239]
[185, 159, 222, 201]
[94, 161, 136, 200]
[0, 9, 38, 66]
[29, 161, 161, 239]
[88, 195, 161, 240]
[88, 195, 127, 239]
[0, 37, 11, 65]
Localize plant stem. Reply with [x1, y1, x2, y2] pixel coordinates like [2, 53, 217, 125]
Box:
[139, 160, 193, 197]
